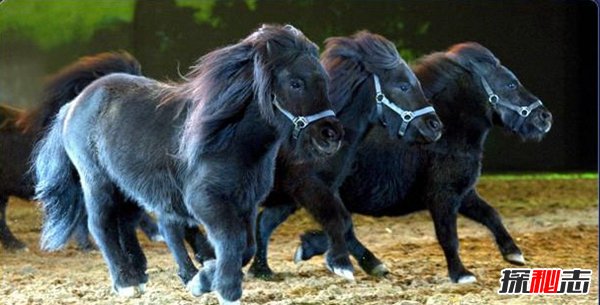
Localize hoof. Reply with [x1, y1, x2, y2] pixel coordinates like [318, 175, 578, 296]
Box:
[504, 253, 526, 265]
[150, 234, 164, 242]
[293, 246, 304, 264]
[217, 292, 241, 305]
[186, 272, 203, 297]
[2, 239, 28, 252]
[248, 264, 275, 280]
[456, 274, 477, 284]
[114, 284, 145, 297]
[325, 264, 355, 281]
[369, 264, 390, 277]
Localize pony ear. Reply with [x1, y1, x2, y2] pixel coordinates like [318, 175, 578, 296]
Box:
[253, 53, 275, 122]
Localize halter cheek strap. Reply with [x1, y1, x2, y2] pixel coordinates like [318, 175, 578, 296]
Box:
[273, 98, 336, 139]
[373, 74, 436, 136]
[479, 76, 543, 131]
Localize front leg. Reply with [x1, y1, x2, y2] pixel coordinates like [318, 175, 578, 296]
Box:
[296, 184, 355, 280]
[459, 190, 524, 265]
[295, 229, 389, 277]
[428, 195, 475, 283]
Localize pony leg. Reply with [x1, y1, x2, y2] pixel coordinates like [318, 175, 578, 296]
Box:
[191, 202, 252, 304]
[0, 195, 27, 251]
[71, 212, 96, 251]
[117, 200, 148, 287]
[158, 220, 199, 287]
[428, 197, 475, 284]
[295, 230, 389, 277]
[248, 203, 297, 279]
[82, 180, 144, 296]
[459, 190, 524, 265]
[138, 211, 162, 242]
[184, 226, 215, 264]
[296, 183, 354, 280]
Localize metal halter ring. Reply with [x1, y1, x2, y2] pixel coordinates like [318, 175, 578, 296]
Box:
[488, 94, 499, 105]
[293, 117, 309, 129]
[519, 107, 531, 117]
[401, 112, 414, 122]
[376, 93, 385, 102]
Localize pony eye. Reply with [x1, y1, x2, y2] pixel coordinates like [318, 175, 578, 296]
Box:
[507, 82, 517, 90]
[290, 79, 303, 90]
[399, 82, 410, 92]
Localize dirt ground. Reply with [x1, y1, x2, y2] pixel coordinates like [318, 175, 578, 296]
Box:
[1, 178, 597, 305]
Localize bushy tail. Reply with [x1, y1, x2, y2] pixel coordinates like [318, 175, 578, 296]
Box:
[33, 106, 84, 251]
[32, 51, 142, 251]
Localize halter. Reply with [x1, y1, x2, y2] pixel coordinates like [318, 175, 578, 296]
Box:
[273, 98, 336, 139]
[479, 76, 543, 131]
[373, 75, 436, 136]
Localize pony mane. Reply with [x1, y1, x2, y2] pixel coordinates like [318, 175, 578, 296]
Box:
[18, 51, 141, 133]
[446, 42, 500, 74]
[412, 42, 501, 101]
[321, 31, 404, 113]
[175, 24, 319, 161]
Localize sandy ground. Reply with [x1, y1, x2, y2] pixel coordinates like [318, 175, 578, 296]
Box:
[1, 178, 598, 305]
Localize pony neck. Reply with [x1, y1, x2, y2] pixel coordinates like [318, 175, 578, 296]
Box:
[424, 70, 493, 153]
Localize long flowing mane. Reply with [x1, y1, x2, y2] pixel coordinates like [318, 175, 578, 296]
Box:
[18, 51, 141, 133]
[320, 31, 405, 113]
[171, 24, 319, 160]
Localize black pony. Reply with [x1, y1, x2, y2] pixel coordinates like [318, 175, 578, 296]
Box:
[179, 32, 443, 282]
[293, 42, 553, 283]
[34, 24, 342, 304]
[0, 52, 161, 251]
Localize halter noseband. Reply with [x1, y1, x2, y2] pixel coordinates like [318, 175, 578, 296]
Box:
[479, 76, 543, 131]
[273, 98, 336, 139]
[373, 74, 436, 136]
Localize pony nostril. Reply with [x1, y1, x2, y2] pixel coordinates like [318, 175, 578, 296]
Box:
[539, 110, 552, 121]
[321, 127, 338, 141]
[428, 119, 442, 131]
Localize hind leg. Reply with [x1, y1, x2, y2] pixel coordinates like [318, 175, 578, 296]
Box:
[138, 211, 162, 242]
[0, 195, 27, 251]
[159, 219, 199, 288]
[117, 199, 149, 287]
[72, 212, 96, 251]
[184, 226, 215, 264]
[459, 190, 524, 265]
[82, 178, 145, 296]
[249, 203, 297, 279]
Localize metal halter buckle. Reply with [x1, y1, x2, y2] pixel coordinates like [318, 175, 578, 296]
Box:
[519, 107, 531, 117]
[293, 117, 309, 129]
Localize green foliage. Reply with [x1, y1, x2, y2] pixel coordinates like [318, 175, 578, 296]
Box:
[175, 0, 219, 26]
[0, 0, 135, 50]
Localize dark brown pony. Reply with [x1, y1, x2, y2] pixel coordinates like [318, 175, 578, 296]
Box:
[0, 52, 154, 251]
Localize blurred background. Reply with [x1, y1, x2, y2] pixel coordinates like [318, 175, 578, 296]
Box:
[0, 0, 597, 172]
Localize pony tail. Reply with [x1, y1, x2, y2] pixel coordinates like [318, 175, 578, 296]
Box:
[33, 105, 85, 251]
